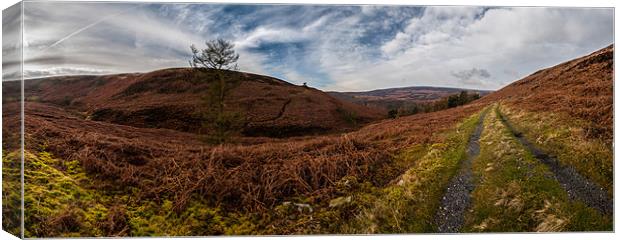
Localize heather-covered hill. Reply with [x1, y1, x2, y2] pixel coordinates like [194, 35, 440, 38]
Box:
[476, 44, 614, 211]
[482, 44, 613, 142]
[14, 68, 385, 137]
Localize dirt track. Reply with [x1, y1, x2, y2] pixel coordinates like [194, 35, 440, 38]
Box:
[498, 111, 613, 215]
[435, 109, 488, 232]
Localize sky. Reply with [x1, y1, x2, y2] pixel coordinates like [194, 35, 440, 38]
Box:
[1, 2, 614, 91]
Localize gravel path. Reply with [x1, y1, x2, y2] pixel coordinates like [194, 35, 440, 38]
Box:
[435, 110, 488, 233]
[498, 111, 613, 215]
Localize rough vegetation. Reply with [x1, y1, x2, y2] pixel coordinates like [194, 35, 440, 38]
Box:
[484, 45, 613, 143]
[499, 104, 613, 196]
[342, 110, 484, 233]
[1, 45, 613, 236]
[9, 97, 483, 236]
[11, 69, 384, 139]
[463, 105, 611, 232]
[1, 151, 21, 237]
[1, 98, 22, 237]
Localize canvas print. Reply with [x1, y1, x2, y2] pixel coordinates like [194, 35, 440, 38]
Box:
[1, 1, 614, 238]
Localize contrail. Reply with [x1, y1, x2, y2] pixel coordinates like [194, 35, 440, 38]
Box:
[41, 5, 140, 52]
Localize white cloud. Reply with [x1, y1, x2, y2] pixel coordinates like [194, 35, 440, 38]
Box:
[24, 67, 110, 79]
[21, 2, 208, 77]
[11, 4, 613, 92]
[322, 7, 613, 91]
[235, 27, 310, 49]
[381, 7, 484, 55]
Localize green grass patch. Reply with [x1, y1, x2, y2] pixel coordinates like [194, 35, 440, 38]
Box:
[2, 150, 22, 237]
[23, 151, 110, 237]
[125, 198, 257, 236]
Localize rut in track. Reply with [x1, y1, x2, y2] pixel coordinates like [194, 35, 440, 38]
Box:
[435, 109, 488, 233]
[497, 110, 613, 215]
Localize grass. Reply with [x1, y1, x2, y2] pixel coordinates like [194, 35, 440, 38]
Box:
[462, 105, 611, 232]
[332, 108, 485, 233]
[498, 103, 613, 196]
[216, 108, 486, 234]
[20, 97, 486, 236]
[13, 101, 612, 235]
[231, 145, 429, 235]
[14, 149, 264, 237]
[2, 150, 22, 237]
[14, 142, 439, 236]
[22, 151, 109, 237]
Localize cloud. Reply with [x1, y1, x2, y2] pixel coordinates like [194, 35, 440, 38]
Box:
[451, 68, 491, 85]
[24, 67, 111, 79]
[235, 27, 310, 49]
[322, 6, 613, 91]
[19, 2, 206, 78]
[3, 3, 22, 81]
[380, 7, 484, 55]
[4, 3, 613, 92]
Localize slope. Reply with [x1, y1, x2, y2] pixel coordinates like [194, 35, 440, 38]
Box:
[480, 44, 613, 194]
[17, 68, 386, 138]
[482, 44, 613, 142]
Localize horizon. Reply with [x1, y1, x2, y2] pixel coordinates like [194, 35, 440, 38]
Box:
[2, 2, 613, 92]
[5, 67, 498, 92]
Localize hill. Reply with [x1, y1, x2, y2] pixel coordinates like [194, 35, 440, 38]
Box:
[15, 69, 385, 138]
[482, 44, 613, 142]
[471, 45, 614, 210]
[329, 86, 491, 109]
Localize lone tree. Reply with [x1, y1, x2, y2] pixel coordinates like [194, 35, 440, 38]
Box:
[189, 39, 244, 144]
[190, 39, 239, 71]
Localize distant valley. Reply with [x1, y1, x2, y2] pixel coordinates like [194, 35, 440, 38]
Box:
[329, 86, 492, 110]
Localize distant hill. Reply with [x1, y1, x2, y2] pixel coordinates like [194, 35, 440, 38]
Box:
[329, 86, 492, 110]
[12, 68, 385, 137]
